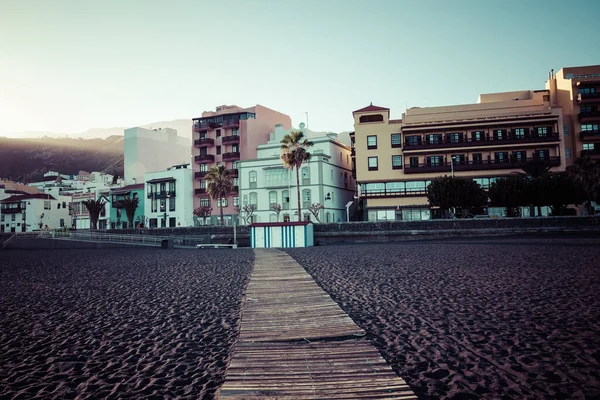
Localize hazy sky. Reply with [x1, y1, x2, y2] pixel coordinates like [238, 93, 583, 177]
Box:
[1, 0, 599, 137]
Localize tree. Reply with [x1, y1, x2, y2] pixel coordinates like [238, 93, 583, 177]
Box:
[566, 157, 600, 215]
[489, 176, 528, 217]
[135, 215, 148, 228]
[82, 198, 107, 230]
[518, 158, 553, 217]
[120, 197, 140, 229]
[308, 203, 324, 222]
[536, 173, 584, 216]
[270, 204, 282, 222]
[193, 206, 213, 225]
[280, 130, 314, 221]
[235, 204, 256, 225]
[205, 165, 234, 225]
[427, 176, 487, 218]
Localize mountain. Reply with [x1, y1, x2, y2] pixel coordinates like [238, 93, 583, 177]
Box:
[4, 119, 193, 140]
[0, 136, 124, 183]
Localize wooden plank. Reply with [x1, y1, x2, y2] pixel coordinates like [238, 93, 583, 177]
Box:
[218, 249, 417, 399]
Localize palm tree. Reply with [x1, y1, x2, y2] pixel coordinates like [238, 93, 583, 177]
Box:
[82, 198, 107, 230]
[280, 130, 314, 222]
[205, 165, 234, 225]
[566, 157, 600, 215]
[518, 158, 553, 217]
[120, 197, 140, 229]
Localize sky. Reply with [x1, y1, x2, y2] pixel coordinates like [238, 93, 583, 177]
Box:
[1, 0, 599, 137]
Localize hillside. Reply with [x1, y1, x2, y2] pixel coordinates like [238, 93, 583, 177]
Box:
[0, 136, 124, 183]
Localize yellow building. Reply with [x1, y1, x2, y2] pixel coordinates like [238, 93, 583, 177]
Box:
[352, 85, 568, 221]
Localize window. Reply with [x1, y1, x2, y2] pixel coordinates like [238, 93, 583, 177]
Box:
[367, 135, 377, 149]
[581, 124, 599, 131]
[392, 155, 403, 169]
[359, 114, 383, 123]
[583, 143, 594, 150]
[11, 214, 16, 221]
[543, 95, 549, 101]
[580, 105, 596, 113]
[565, 148, 571, 159]
[578, 87, 597, 94]
[446, 132, 462, 143]
[471, 131, 484, 141]
[269, 191, 277, 208]
[249, 171, 257, 189]
[301, 166, 310, 185]
[199, 147, 208, 155]
[216, 145, 222, 155]
[493, 130, 506, 140]
[514, 128, 525, 139]
[200, 198, 210, 207]
[494, 152, 509, 162]
[160, 199, 166, 212]
[406, 136, 420, 146]
[391, 133, 401, 148]
[249, 192, 258, 206]
[199, 180, 206, 189]
[535, 149, 550, 160]
[232, 144, 239, 153]
[232, 128, 239, 136]
[44, 201, 51, 210]
[218, 198, 228, 207]
[452, 154, 465, 164]
[151, 199, 157, 213]
[216, 129, 221, 138]
[169, 197, 176, 211]
[282, 190, 290, 210]
[563, 125, 569, 136]
[513, 151, 526, 162]
[409, 157, 419, 167]
[368, 156, 378, 171]
[302, 189, 311, 209]
[344, 172, 348, 189]
[283, 214, 290, 222]
[426, 156, 443, 166]
[233, 197, 239, 207]
[536, 127, 548, 137]
[426, 134, 442, 144]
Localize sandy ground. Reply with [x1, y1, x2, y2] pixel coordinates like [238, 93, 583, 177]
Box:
[0, 248, 253, 399]
[286, 235, 600, 400]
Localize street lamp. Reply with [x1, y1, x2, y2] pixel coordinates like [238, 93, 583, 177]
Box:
[450, 155, 459, 177]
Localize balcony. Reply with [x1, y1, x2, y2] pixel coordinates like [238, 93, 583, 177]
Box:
[222, 119, 240, 129]
[232, 185, 239, 193]
[194, 138, 215, 147]
[193, 121, 222, 132]
[581, 149, 600, 159]
[195, 188, 209, 196]
[362, 189, 428, 199]
[230, 168, 238, 177]
[222, 151, 240, 161]
[577, 92, 600, 103]
[404, 156, 561, 174]
[112, 200, 125, 208]
[403, 133, 560, 151]
[147, 190, 176, 199]
[195, 171, 208, 179]
[580, 130, 600, 141]
[0, 206, 22, 214]
[222, 135, 240, 144]
[578, 111, 600, 122]
[195, 154, 215, 163]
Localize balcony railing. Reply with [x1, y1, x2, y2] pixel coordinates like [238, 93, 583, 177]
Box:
[195, 154, 215, 163]
[222, 135, 240, 144]
[0, 206, 22, 214]
[230, 168, 238, 177]
[403, 132, 560, 150]
[577, 92, 600, 103]
[222, 119, 240, 128]
[578, 111, 600, 122]
[193, 121, 222, 132]
[404, 156, 561, 174]
[195, 188, 208, 196]
[194, 138, 215, 147]
[580, 130, 600, 140]
[581, 149, 600, 158]
[195, 171, 208, 179]
[362, 189, 428, 198]
[147, 190, 176, 199]
[222, 151, 240, 161]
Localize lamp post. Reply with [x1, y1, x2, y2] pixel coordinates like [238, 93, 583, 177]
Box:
[450, 155, 459, 177]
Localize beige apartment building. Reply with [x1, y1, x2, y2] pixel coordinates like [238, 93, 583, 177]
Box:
[352, 85, 568, 221]
[192, 105, 291, 225]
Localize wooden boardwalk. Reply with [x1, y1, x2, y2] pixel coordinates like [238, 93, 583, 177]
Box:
[218, 248, 417, 399]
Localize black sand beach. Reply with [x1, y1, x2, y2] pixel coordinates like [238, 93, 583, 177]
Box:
[0, 248, 253, 399]
[286, 235, 600, 399]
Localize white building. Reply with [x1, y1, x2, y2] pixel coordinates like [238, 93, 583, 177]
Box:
[1, 191, 71, 233]
[238, 123, 355, 224]
[124, 127, 191, 186]
[144, 163, 194, 228]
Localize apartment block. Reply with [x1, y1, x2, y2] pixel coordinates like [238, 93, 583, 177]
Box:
[192, 105, 291, 225]
[353, 87, 565, 221]
[1, 191, 71, 233]
[238, 123, 355, 224]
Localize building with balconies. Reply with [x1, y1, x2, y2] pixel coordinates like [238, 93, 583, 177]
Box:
[108, 183, 145, 229]
[548, 65, 600, 164]
[0, 191, 70, 233]
[192, 104, 291, 225]
[144, 163, 193, 228]
[238, 123, 355, 224]
[353, 88, 565, 221]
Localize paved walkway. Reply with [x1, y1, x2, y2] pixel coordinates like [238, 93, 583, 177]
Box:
[218, 248, 417, 399]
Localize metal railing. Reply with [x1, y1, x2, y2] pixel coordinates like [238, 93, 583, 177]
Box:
[38, 231, 211, 248]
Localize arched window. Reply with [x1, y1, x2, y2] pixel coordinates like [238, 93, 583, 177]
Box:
[249, 192, 258, 206]
[282, 190, 290, 210]
[301, 166, 310, 185]
[302, 189, 311, 208]
[249, 171, 257, 189]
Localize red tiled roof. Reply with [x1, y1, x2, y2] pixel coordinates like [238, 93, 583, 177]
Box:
[353, 104, 390, 114]
[1, 193, 57, 203]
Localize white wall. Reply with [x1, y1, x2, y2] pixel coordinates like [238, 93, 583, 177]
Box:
[144, 166, 194, 227]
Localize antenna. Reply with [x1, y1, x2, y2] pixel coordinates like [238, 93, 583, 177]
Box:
[305, 112, 308, 129]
